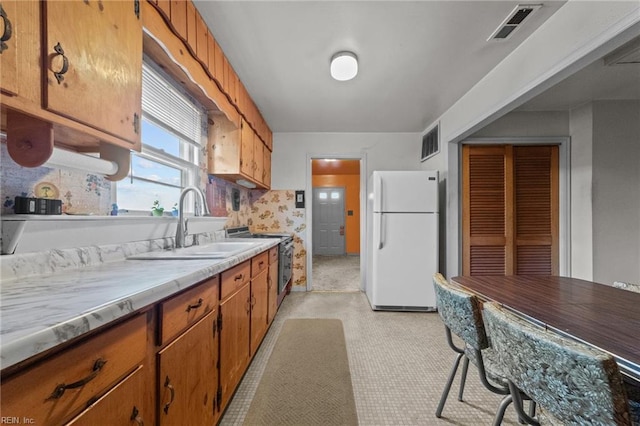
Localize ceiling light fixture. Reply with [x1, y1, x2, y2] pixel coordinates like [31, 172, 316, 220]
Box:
[330, 51, 358, 81]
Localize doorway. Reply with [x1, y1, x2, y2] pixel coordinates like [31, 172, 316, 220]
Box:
[312, 187, 346, 255]
[310, 158, 362, 292]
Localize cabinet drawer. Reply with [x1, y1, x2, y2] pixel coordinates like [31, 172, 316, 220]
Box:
[268, 246, 278, 264]
[159, 277, 218, 345]
[221, 260, 250, 301]
[1, 314, 146, 425]
[252, 251, 269, 277]
[66, 365, 146, 425]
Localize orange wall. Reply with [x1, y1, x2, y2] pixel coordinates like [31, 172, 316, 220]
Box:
[312, 174, 360, 254]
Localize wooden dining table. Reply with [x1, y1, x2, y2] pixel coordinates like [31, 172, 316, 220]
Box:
[451, 275, 640, 384]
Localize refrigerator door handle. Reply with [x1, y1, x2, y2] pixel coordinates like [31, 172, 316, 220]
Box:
[378, 213, 384, 249]
[378, 173, 383, 212]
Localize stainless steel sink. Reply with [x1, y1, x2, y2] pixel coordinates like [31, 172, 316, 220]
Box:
[128, 241, 262, 260]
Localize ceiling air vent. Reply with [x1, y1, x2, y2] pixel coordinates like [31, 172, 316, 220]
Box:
[604, 36, 640, 66]
[488, 4, 542, 41]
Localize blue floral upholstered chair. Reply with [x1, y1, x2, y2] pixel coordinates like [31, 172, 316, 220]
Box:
[482, 301, 639, 426]
[432, 273, 513, 421]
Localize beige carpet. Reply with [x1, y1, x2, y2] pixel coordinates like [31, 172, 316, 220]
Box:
[242, 318, 358, 426]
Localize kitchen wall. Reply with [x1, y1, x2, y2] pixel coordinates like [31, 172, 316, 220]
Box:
[249, 190, 307, 288]
[272, 133, 421, 189]
[271, 132, 421, 288]
[1, 143, 113, 216]
[590, 101, 640, 285]
[205, 179, 308, 289]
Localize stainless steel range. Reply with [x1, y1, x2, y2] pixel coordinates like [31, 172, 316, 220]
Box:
[226, 226, 294, 304]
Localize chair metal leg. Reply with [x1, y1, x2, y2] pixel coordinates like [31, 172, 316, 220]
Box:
[458, 356, 470, 401]
[493, 394, 513, 426]
[528, 401, 536, 419]
[436, 352, 465, 418]
[508, 381, 540, 426]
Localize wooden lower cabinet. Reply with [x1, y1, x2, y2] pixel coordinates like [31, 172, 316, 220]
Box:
[0, 314, 147, 425]
[250, 269, 269, 355]
[157, 311, 219, 425]
[66, 366, 146, 425]
[0, 250, 279, 425]
[218, 281, 251, 412]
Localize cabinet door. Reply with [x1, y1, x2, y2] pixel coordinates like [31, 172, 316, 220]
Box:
[42, 0, 142, 146]
[253, 135, 264, 182]
[0, 0, 39, 101]
[65, 366, 146, 426]
[263, 146, 272, 189]
[240, 119, 254, 177]
[250, 270, 269, 355]
[219, 283, 250, 411]
[267, 260, 278, 324]
[158, 311, 218, 426]
[0, 315, 146, 425]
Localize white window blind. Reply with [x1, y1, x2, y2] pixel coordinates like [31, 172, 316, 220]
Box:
[116, 60, 205, 214]
[142, 62, 204, 145]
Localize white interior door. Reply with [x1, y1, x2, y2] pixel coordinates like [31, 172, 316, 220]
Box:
[312, 187, 345, 255]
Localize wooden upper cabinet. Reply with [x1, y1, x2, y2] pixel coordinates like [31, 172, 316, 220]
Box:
[195, 11, 208, 65]
[170, 0, 187, 40]
[263, 147, 272, 187]
[213, 38, 225, 90]
[185, 1, 197, 56]
[0, 1, 40, 100]
[240, 119, 254, 177]
[156, 0, 171, 20]
[42, 0, 142, 147]
[253, 134, 264, 182]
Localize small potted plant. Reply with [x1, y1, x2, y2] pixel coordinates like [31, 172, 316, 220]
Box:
[151, 200, 164, 216]
[171, 203, 179, 217]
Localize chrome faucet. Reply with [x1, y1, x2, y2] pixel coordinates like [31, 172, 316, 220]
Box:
[175, 186, 211, 248]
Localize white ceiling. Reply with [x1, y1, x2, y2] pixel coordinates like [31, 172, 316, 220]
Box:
[193, 1, 638, 133]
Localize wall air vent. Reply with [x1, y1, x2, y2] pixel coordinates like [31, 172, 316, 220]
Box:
[488, 4, 542, 41]
[421, 124, 439, 162]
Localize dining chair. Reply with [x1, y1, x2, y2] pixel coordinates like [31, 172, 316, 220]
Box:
[432, 273, 511, 420]
[482, 301, 637, 426]
[613, 281, 640, 293]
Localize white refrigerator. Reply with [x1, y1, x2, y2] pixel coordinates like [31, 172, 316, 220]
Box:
[365, 171, 439, 311]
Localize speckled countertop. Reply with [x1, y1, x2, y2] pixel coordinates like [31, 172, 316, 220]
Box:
[0, 237, 279, 370]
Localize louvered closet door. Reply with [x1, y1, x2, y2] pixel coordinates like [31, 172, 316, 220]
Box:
[513, 146, 559, 275]
[462, 145, 558, 276]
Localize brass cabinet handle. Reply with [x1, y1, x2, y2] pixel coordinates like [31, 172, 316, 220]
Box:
[259, 261, 264, 267]
[251, 294, 256, 308]
[163, 376, 175, 414]
[234, 273, 243, 281]
[0, 4, 13, 54]
[130, 406, 144, 425]
[186, 298, 203, 312]
[52, 42, 69, 84]
[47, 358, 107, 400]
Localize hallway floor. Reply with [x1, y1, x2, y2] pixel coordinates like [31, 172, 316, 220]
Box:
[311, 255, 361, 292]
[220, 291, 519, 425]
